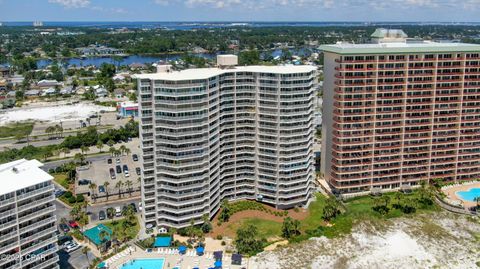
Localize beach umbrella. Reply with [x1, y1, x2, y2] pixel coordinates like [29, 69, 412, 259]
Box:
[214, 260, 222, 268]
[178, 245, 187, 254]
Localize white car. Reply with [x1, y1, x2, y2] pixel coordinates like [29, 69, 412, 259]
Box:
[138, 202, 143, 212]
[115, 206, 122, 217]
[65, 243, 80, 253]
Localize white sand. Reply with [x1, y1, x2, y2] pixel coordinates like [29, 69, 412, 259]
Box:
[250, 212, 480, 269]
[0, 103, 115, 126]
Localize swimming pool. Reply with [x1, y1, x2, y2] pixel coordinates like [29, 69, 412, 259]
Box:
[119, 258, 165, 269]
[457, 188, 480, 202]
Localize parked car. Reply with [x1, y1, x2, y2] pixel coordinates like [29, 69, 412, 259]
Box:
[99, 210, 106, 221]
[55, 189, 65, 198]
[135, 167, 141, 175]
[132, 154, 138, 161]
[107, 158, 112, 164]
[65, 242, 80, 253]
[78, 179, 91, 186]
[68, 220, 79, 229]
[123, 165, 129, 177]
[115, 207, 122, 217]
[109, 168, 116, 179]
[116, 158, 121, 164]
[116, 165, 122, 174]
[98, 185, 105, 193]
[58, 235, 73, 246]
[138, 202, 143, 212]
[59, 223, 70, 233]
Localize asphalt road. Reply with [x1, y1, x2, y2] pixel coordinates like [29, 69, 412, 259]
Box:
[0, 137, 66, 150]
[88, 198, 141, 222]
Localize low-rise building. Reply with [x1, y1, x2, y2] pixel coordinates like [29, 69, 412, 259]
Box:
[0, 159, 59, 269]
[117, 101, 138, 118]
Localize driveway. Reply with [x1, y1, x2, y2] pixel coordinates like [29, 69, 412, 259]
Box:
[58, 247, 96, 269]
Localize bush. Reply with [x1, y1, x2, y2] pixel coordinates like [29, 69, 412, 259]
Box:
[64, 191, 73, 199]
[76, 194, 85, 203]
[68, 196, 77, 204]
[216, 235, 223, 240]
[221, 241, 226, 246]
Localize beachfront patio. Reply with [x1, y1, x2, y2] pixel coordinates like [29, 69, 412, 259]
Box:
[103, 246, 248, 269]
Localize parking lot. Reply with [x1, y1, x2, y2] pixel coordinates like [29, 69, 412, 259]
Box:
[76, 141, 141, 203]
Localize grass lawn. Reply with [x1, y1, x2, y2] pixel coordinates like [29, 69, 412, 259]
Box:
[53, 173, 70, 189]
[300, 191, 439, 239]
[227, 218, 282, 240]
[0, 122, 34, 138]
[104, 217, 140, 240]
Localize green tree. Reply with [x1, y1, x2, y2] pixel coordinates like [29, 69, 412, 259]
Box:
[322, 197, 341, 221]
[234, 224, 265, 256]
[238, 50, 260, 65]
[116, 181, 124, 198]
[219, 199, 232, 222]
[81, 246, 90, 265]
[89, 183, 97, 202]
[281, 217, 301, 239]
[96, 140, 104, 153]
[201, 214, 212, 233]
[104, 181, 110, 201]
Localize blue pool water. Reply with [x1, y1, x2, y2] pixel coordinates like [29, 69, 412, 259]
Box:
[119, 258, 165, 269]
[457, 188, 480, 202]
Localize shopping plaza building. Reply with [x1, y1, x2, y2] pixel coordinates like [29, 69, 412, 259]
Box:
[0, 159, 59, 269]
[321, 29, 480, 195]
[134, 56, 317, 228]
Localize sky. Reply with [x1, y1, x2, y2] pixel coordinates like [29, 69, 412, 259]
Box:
[0, 0, 480, 22]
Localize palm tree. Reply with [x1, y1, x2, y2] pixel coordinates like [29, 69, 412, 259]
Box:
[99, 230, 110, 253]
[96, 141, 104, 153]
[54, 124, 63, 138]
[79, 120, 84, 128]
[137, 177, 141, 191]
[89, 183, 97, 202]
[98, 114, 102, 125]
[104, 181, 110, 201]
[124, 148, 131, 156]
[82, 246, 90, 266]
[116, 181, 124, 198]
[61, 147, 70, 158]
[119, 145, 127, 156]
[106, 207, 115, 220]
[125, 180, 133, 196]
[86, 117, 91, 126]
[73, 153, 85, 165]
[109, 146, 116, 157]
[80, 145, 89, 155]
[45, 126, 55, 139]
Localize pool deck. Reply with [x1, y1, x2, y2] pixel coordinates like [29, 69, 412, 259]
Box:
[108, 246, 248, 269]
[442, 181, 480, 208]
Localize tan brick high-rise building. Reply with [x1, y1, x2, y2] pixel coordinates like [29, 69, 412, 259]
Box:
[320, 29, 480, 195]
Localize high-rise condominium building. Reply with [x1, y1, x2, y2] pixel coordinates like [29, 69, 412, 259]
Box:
[135, 56, 317, 228]
[320, 29, 480, 195]
[0, 159, 58, 269]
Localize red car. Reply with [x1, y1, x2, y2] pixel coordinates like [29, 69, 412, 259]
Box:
[68, 220, 79, 229]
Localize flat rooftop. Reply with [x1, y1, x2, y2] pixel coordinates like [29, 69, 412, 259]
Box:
[133, 65, 317, 81]
[320, 41, 480, 55]
[0, 159, 53, 195]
